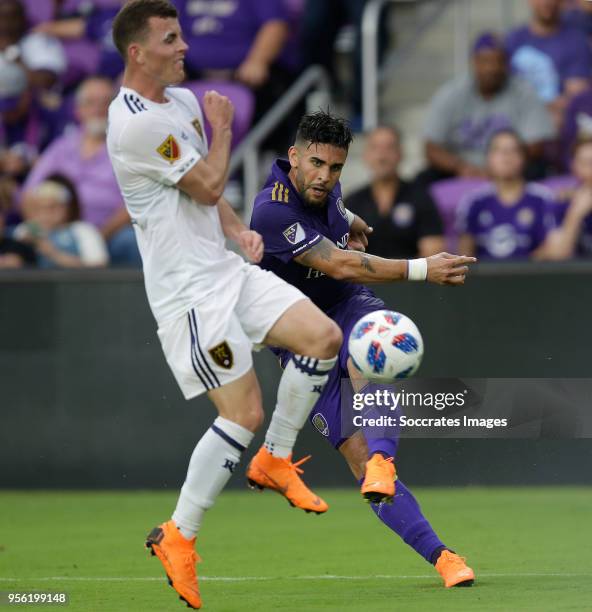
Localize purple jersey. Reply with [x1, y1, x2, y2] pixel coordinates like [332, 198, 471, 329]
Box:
[552, 190, 592, 258]
[177, 0, 288, 72]
[251, 158, 366, 311]
[457, 184, 557, 259]
[560, 88, 592, 171]
[505, 24, 592, 102]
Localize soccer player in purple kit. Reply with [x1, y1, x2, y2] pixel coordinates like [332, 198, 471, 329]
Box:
[249, 110, 476, 588]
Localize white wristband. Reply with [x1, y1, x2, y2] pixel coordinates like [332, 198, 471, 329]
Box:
[407, 258, 427, 281]
[344, 208, 355, 227]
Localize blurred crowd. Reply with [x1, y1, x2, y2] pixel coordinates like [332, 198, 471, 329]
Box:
[1, 0, 592, 270]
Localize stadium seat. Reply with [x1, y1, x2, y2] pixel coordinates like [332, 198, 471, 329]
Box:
[183, 80, 255, 149]
[430, 178, 488, 250]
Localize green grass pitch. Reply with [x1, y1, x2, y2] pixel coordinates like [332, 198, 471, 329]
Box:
[1, 488, 590, 611]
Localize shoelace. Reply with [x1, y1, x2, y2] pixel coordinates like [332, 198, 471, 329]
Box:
[283, 454, 312, 475]
[442, 552, 466, 568]
[181, 549, 200, 576]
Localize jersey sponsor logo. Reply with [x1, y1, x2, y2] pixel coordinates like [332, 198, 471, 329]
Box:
[283, 222, 305, 245]
[336, 197, 347, 219]
[192, 118, 204, 139]
[209, 341, 234, 369]
[156, 134, 180, 163]
[312, 413, 330, 437]
[271, 181, 289, 203]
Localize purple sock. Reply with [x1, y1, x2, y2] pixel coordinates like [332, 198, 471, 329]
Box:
[366, 436, 398, 459]
[359, 477, 446, 563]
[361, 383, 400, 459]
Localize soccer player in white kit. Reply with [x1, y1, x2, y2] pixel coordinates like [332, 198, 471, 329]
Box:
[107, 1, 342, 608]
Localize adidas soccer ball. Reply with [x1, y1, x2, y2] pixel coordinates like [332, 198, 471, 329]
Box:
[348, 310, 424, 381]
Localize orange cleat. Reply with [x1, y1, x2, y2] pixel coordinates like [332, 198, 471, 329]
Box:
[146, 520, 202, 609]
[361, 453, 397, 504]
[246, 446, 328, 514]
[435, 550, 475, 588]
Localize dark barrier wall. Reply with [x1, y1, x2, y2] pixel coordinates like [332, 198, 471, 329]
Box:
[1, 263, 591, 488]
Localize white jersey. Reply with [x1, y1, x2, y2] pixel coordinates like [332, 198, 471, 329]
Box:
[107, 86, 246, 325]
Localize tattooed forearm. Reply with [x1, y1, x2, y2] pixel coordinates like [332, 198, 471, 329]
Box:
[358, 253, 377, 273]
[298, 238, 335, 266]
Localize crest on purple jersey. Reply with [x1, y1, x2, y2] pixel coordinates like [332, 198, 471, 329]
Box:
[383, 312, 401, 325]
[367, 340, 387, 374]
[352, 320, 375, 339]
[392, 333, 419, 353]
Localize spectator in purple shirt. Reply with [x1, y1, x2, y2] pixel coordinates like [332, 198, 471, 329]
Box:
[506, 0, 591, 128]
[34, 0, 125, 81]
[457, 130, 556, 260]
[23, 76, 141, 266]
[559, 87, 592, 171]
[543, 137, 592, 258]
[176, 0, 293, 145]
[562, 0, 592, 40]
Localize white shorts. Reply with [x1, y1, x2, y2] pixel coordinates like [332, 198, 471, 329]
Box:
[157, 265, 306, 399]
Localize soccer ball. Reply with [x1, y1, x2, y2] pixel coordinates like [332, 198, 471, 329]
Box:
[348, 310, 424, 381]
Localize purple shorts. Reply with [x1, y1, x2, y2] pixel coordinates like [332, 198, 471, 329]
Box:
[273, 289, 387, 449]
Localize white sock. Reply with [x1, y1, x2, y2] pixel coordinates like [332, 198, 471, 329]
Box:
[264, 355, 337, 458]
[173, 416, 254, 539]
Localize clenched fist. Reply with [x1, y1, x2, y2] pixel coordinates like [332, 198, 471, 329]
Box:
[426, 252, 476, 285]
[203, 90, 234, 130]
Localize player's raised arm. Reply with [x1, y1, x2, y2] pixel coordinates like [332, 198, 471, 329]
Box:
[177, 91, 234, 205]
[294, 237, 476, 286]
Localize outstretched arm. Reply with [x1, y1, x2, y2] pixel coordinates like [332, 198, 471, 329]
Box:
[294, 237, 475, 285]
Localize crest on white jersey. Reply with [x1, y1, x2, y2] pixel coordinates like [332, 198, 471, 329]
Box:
[283, 222, 305, 245]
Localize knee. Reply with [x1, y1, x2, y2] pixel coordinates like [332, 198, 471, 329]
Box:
[312, 320, 342, 359]
[232, 403, 265, 433]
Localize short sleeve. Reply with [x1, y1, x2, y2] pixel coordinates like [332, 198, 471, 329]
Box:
[414, 189, 444, 238]
[117, 113, 201, 186]
[423, 81, 457, 143]
[515, 80, 556, 143]
[251, 202, 323, 262]
[563, 31, 592, 80]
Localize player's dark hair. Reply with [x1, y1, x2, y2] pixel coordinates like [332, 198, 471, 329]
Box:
[295, 110, 353, 151]
[112, 0, 178, 60]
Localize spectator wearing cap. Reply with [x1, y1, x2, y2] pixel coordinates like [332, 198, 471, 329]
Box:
[14, 176, 108, 268]
[0, 0, 66, 147]
[457, 130, 557, 260]
[347, 126, 445, 258]
[506, 0, 592, 127]
[23, 76, 141, 267]
[421, 32, 554, 185]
